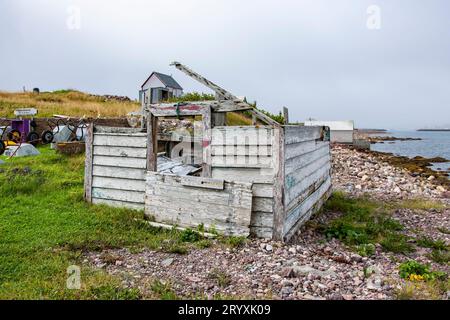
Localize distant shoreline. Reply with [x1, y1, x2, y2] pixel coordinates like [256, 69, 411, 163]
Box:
[417, 129, 450, 132]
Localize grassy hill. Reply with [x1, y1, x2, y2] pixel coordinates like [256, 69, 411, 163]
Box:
[0, 90, 140, 118]
[0, 90, 262, 125]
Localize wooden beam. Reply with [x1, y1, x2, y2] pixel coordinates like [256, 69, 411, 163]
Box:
[283, 107, 289, 125]
[171, 61, 238, 101]
[272, 126, 286, 241]
[180, 175, 224, 190]
[212, 102, 252, 113]
[252, 113, 257, 125]
[212, 112, 226, 126]
[146, 101, 252, 114]
[146, 114, 157, 171]
[148, 105, 206, 117]
[84, 124, 94, 202]
[249, 108, 280, 126]
[202, 106, 212, 177]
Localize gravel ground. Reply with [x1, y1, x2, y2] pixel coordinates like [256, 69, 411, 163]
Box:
[83, 145, 449, 300]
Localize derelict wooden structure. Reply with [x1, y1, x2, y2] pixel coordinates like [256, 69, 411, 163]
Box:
[84, 62, 332, 241]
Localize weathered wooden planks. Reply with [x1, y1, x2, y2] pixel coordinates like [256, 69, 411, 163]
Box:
[272, 126, 285, 241]
[283, 177, 332, 240]
[284, 142, 329, 175]
[252, 183, 274, 198]
[284, 126, 322, 145]
[283, 183, 332, 241]
[86, 126, 149, 209]
[286, 140, 327, 160]
[146, 114, 157, 172]
[250, 226, 273, 239]
[211, 155, 273, 168]
[92, 176, 146, 192]
[252, 197, 273, 213]
[201, 105, 212, 177]
[277, 125, 332, 241]
[94, 134, 147, 148]
[92, 165, 146, 181]
[145, 172, 253, 236]
[212, 168, 275, 184]
[92, 187, 145, 204]
[285, 154, 330, 191]
[95, 126, 145, 134]
[211, 127, 273, 146]
[180, 175, 224, 190]
[209, 126, 278, 238]
[93, 156, 147, 169]
[93, 146, 147, 158]
[84, 124, 94, 202]
[85, 124, 331, 242]
[285, 163, 331, 210]
[211, 145, 272, 156]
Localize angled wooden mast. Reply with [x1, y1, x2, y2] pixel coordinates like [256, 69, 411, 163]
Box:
[170, 61, 280, 126]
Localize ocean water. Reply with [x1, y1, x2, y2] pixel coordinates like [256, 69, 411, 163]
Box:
[370, 131, 450, 176]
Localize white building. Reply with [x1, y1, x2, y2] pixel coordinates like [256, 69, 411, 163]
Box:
[304, 120, 354, 144]
[139, 72, 183, 104]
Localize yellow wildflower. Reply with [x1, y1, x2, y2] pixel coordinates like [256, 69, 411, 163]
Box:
[408, 274, 424, 281]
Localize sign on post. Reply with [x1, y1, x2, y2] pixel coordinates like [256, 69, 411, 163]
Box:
[14, 108, 38, 116]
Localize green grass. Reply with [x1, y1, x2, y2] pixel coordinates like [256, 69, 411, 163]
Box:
[415, 236, 449, 264]
[398, 260, 447, 281]
[0, 146, 194, 299]
[437, 227, 450, 235]
[416, 237, 448, 251]
[149, 280, 179, 300]
[390, 199, 446, 211]
[428, 250, 450, 265]
[321, 192, 414, 254]
[208, 269, 231, 288]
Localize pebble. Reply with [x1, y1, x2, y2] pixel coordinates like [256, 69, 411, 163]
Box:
[161, 258, 174, 267]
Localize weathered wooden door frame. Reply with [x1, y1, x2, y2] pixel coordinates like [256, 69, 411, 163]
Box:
[145, 104, 212, 177]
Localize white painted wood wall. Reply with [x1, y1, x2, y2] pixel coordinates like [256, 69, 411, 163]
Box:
[210, 126, 277, 238]
[145, 173, 253, 236]
[89, 128, 148, 210]
[85, 125, 332, 241]
[282, 126, 332, 240]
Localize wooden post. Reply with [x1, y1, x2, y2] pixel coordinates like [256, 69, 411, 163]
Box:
[84, 123, 94, 202]
[146, 113, 157, 171]
[252, 113, 257, 125]
[202, 106, 212, 178]
[272, 126, 286, 241]
[283, 107, 289, 125]
[212, 112, 226, 126]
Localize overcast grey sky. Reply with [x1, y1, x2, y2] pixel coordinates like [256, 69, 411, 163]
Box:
[1, 0, 449, 129]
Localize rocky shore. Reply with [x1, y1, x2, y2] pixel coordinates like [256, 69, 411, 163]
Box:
[83, 145, 449, 300]
[332, 145, 449, 199]
[367, 136, 422, 144]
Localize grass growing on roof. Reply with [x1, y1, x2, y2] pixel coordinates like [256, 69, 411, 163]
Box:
[0, 146, 194, 299]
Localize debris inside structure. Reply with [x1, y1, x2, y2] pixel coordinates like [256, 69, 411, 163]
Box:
[157, 155, 201, 176]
